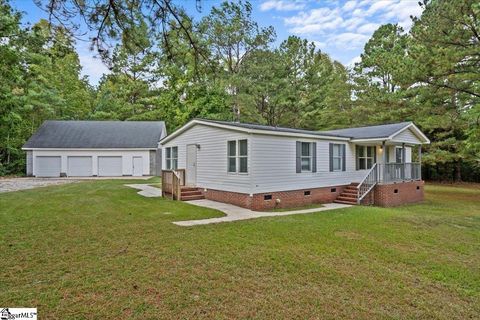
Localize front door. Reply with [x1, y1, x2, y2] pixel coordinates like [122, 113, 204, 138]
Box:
[186, 144, 197, 186]
[132, 156, 143, 176]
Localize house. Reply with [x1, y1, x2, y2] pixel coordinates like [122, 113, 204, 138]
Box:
[160, 119, 430, 209]
[22, 120, 166, 177]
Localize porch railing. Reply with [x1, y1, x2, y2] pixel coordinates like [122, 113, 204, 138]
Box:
[161, 169, 185, 200]
[357, 162, 422, 204]
[357, 163, 378, 203]
[379, 162, 421, 184]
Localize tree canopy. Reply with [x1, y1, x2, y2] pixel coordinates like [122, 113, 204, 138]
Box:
[1, 0, 479, 181]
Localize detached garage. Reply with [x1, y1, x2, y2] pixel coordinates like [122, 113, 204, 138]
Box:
[23, 120, 166, 177]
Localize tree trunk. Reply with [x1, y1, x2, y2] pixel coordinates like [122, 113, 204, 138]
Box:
[455, 159, 462, 182]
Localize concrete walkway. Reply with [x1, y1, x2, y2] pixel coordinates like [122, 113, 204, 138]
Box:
[125, 184, 162, 197]
[173, 200, 352, 226]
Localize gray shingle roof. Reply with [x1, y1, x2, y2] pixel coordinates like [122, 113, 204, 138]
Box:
[196, 119, 348, 138]
[197, 119, 412, 139]
[23, 120, 165, 149]
[319, 122, 412, 139]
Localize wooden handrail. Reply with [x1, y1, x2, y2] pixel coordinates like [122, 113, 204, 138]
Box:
[161, 169, 185, 200]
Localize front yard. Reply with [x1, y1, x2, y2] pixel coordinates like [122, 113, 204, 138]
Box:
[0, 180, 479, 319]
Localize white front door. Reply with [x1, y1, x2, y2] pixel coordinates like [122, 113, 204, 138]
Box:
[132, 156, 143, 176]
[186, 144, 197, 186]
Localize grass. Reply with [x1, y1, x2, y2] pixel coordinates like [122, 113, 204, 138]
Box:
[0, 180, 479, 319]
[270, 202, 324, 212]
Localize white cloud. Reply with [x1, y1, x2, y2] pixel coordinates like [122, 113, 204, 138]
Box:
[330, 33, 370, 50]
[78, 51, 110, 85]
[348, 55, 362, 67]
[357, 23, 380, 34]
[260, 0, 305, 12]
[285, 7, 343, 34]
[342, 1, 357, 12]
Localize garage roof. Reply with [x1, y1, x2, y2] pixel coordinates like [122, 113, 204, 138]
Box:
[23, 121, 166, 149]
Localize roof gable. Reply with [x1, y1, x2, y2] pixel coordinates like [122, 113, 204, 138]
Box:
[23, 120, 166, 149]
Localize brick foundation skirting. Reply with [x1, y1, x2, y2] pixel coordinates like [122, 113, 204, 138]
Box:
[202, 186, 347, 211]
[373, 180, 424, 207]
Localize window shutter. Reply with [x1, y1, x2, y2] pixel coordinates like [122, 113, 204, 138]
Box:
[312, 142, 317, 173]
[355, 145, 359, 170]
[296, 141, 301, 173]
[342, 144, 346, 171]
[373, 146, 377, 163]
[386, 146, 390, 163]
[329, 143, 333, 172]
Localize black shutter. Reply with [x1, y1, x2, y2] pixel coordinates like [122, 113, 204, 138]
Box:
[312, 142, 317, 172]
[355, 145, 359, 170]
[296, 141, 301, 173]
[373, 146, 377, 163]
[329, 143, 333, 172]
[386, 146, 390, 163]
[342, 144, 346, 171]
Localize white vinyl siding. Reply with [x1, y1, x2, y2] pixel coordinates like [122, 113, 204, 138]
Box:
[251, 135, 365, 193]
[391, 128, 423, 144]
[161, 124, 251, 193]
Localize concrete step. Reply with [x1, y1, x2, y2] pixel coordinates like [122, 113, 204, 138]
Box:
[181, 195, 205, 201]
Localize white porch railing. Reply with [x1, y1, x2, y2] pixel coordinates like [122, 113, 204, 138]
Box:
[357, 162, 422, 204]
[357, 163, 378, 203]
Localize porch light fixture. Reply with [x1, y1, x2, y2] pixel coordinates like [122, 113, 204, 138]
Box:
[196, 144, 201, 150]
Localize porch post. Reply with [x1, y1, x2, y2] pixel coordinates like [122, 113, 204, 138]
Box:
[418, 145, 422, 180]
[382, 141, 386, 183]
[402, 143, 406, 180]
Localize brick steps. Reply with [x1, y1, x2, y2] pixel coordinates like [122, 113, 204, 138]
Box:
[180, 187, 204, 201]
[334, 183, 359, 205]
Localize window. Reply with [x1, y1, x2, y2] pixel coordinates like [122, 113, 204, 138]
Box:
[332, 144, 343, 171]
[301, 142, 312, 172]
[304, 190, 311, 196]
[165, 147, 178, 170]
[227, 139, 248, 173]
[264, 194, 272, 200]
[357, 146, 375, 170]
[227, 141, 236, 173]
[395, 147, 403, 163]
[239, 139, 248, 173]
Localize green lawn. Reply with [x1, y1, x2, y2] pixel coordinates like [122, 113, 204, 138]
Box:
[0, 180, 479, 319]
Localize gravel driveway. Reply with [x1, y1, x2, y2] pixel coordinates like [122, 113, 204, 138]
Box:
[0, 178, 78, 193]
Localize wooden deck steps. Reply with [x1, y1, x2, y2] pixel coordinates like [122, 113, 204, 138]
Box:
[180, 187, 204, 201]
[334, 183, 359, 205]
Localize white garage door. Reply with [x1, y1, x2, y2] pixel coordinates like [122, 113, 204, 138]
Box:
[98, 156, 122, 176]
[36, 156, 61, 177]
[67, 156, 92, 176]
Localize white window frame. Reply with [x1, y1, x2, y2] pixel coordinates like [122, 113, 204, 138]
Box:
[395, 147, 403, 163]
[301, 142, 312, 172]
[357, 146, 375, 170]
[332, 144, 343, 172]
[227, 139, 248, 174]
[166, 146, 178, 170]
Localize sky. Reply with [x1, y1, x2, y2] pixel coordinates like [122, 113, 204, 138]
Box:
[11, 0, 424, 85]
